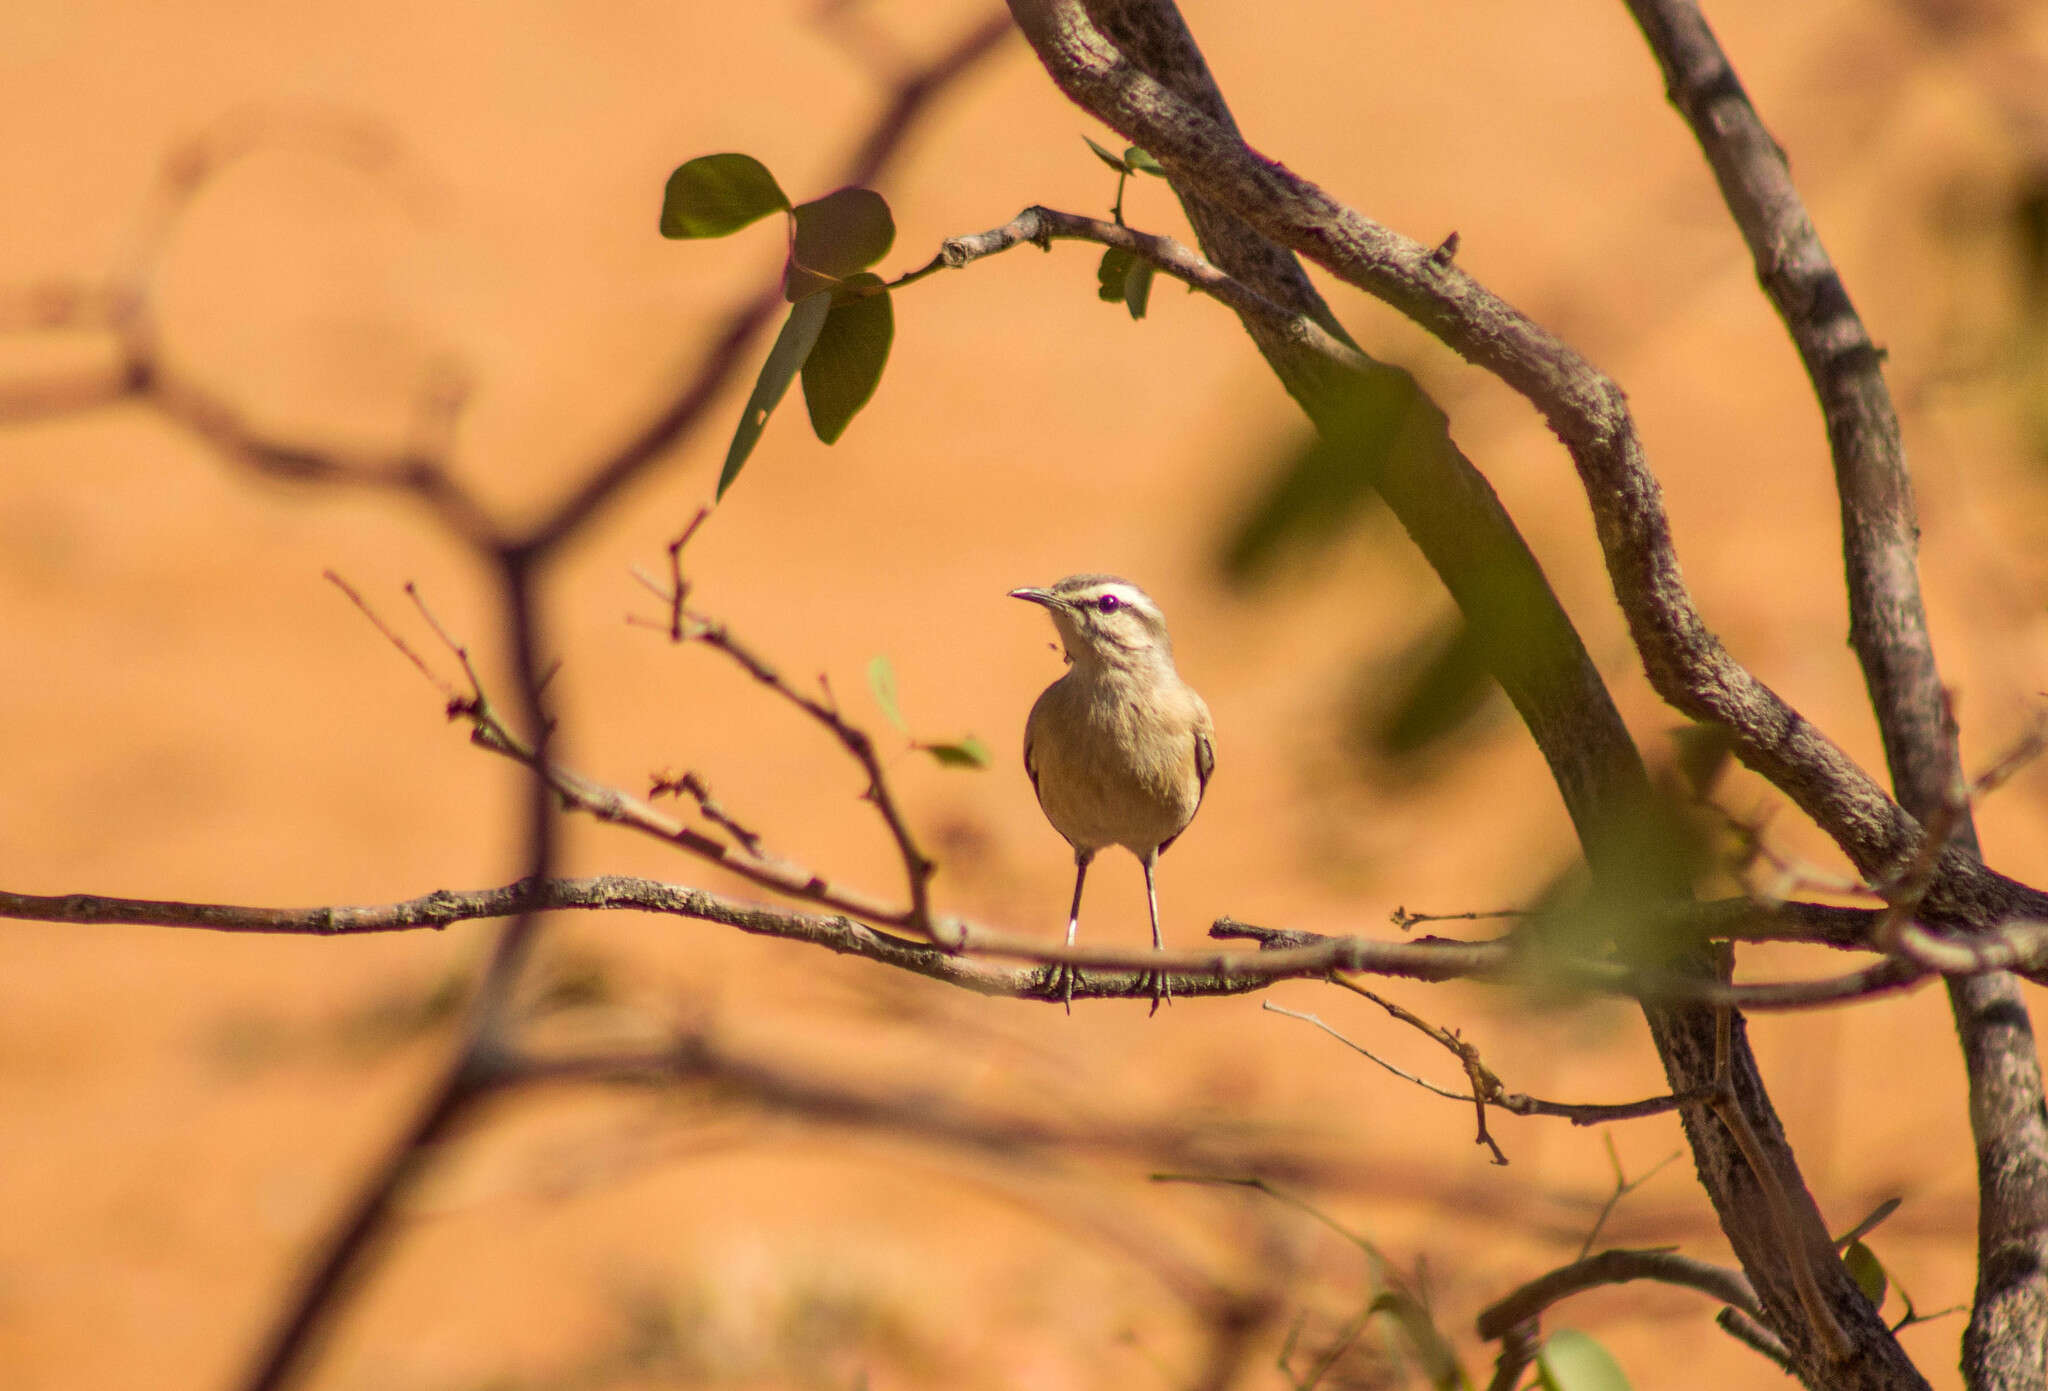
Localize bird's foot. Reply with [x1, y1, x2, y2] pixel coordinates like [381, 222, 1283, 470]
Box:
[1145, 966, 1173, 1017]
[1049, 961, 1077, 1014]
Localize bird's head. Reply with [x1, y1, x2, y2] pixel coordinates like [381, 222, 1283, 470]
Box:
[1009, 573, 1174, 670]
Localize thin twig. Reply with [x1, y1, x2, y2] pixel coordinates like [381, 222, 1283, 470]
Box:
[1577, 1137, 1683, 1261]
[638, 522, 939, 937]
[649, 769, 766, 856]
[1261, 1000, 1721, 1143]
[1387, 905, 1529, 931]
[323, 571, 459, 702]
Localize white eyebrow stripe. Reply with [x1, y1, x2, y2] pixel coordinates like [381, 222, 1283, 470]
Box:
[1095, 583, 1150, 609]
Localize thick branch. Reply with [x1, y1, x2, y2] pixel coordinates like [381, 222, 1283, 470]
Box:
[1622, 5, 2048, 1383]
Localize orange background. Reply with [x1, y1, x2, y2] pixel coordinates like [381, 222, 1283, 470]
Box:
[6, 1, 2048, 1387]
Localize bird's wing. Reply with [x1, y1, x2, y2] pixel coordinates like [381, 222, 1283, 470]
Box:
[1193, 726, 1215, 803]
[1023, 716, 1042, 801]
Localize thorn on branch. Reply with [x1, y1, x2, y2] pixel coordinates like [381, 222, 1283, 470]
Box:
[1428, 230, 1460, 267]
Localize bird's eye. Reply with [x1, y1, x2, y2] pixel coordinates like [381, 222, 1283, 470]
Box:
[1096, 594, 1121, 614]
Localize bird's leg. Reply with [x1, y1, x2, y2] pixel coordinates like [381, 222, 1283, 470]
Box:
[1142, 851, 1171, 1015]
[1056, 850, 1092, 1013]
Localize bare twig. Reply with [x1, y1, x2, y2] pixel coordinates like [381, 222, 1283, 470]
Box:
[1716, 1306, 1795, 1370]
[934, 205, 1369, 372]
[636, 531, 938, 937]
[1262, 1000, 1719, 1157]
[649, 769, 766, 856]
[1475, 1248, 1761, 1340]
[1387, 905, 1529, 931]
[1577, 1137, 1683, 1261]
[323, 571, 461, 703]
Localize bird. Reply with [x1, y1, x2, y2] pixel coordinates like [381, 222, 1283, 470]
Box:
[1010, 574, 1215, 1013]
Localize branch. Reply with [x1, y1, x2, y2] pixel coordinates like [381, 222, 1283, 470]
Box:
[933, 204, 1369, 371]
[13, 875, 2038, 1011]
[1475, 1248, 1762, 1340]
[1005, 0, 2039, 928]
[521, 10, 1014, 548]
[511, 1029, 1333, 1184]
[631, 519, 938, 935]
[1261, 1000, 1720, 1165]
[1619, 6, 2048, 1379]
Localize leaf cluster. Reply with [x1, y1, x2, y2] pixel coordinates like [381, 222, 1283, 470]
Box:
[660, 153, 898, 496]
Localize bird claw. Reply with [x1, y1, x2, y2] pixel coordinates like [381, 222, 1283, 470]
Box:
[1050, 961, 1077, 1014]
[1145, 967, 1172, 1016]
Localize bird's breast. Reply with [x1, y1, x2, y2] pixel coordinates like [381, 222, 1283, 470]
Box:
[1025, 671, 1205, 855]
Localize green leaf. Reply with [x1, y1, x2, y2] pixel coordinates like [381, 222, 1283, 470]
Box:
[866, 654, 907, 733]
[1536, 1329, 1630, 1391]
[717, 292, 832, 499]
[1844, 1241, 1889, 1309]
[924, 736, 991, 769]
[802, 275, 893, 444]
[1082, 135, 1132, 174]
[660, 153, 789, 239]
[1835, 1197, 1903, 1250]
[786, 187, 895, 300]
[1369, 1293, 1466, 1391]
[1124, 146, 1166, 176]
[1122, 257, 1155, 319]
[1096, 245, 1134, 303]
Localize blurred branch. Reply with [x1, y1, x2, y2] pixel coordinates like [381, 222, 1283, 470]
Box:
[1475, 1248, 1761, 1340]
[513, 1027, 1327, 1182]
[0, 19, 1022, 1391]
[521, 10, 1013, 547]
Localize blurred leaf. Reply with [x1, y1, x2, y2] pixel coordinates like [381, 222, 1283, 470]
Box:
[718, 292, 833, 499]
[1523, 787, 1715, 980]
[1369, 1292, 1467, 1391]
[867, 654, 907, 733]
[1123, 257, 1155, 319]
[660, 153, 789, 239]
[1083, 135, 1132, 174]
[802, 275, 893, 444]
[1844, 1241, 1889, 1309]
[1218, 367, 1413, 584]
[1836, 1197, 1903, 1249]
[924, 736, 991, 769]
[1352, 614, 1499, 764]
[1124, 145, 1166, 176]
[1537, 1330, 1630, 1391]
[1671, 724, 1735, 799]
[1097, 245, 1134, 302]
[786, 187, 895, 300]
[2013, 173, 2048, 306]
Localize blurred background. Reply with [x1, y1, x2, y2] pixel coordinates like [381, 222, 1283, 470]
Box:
[6, 0, 2048, 1386]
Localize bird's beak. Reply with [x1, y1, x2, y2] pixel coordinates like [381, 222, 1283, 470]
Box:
[1008, 587, 1065, 611]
